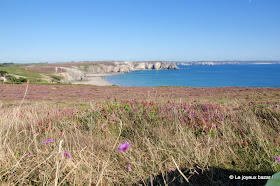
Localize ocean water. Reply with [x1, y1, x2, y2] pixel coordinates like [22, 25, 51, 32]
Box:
[104, 64, 280, 87]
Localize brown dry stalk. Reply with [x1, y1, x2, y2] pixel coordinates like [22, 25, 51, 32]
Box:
[96, 119, 123, 186]
[171, 156, 190, 183]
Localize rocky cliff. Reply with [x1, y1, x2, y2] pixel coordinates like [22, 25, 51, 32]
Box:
[55, 61, 179, 83]
[95, 61, 178, 73]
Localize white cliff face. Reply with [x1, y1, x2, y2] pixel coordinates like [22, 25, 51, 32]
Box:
[154, 62, 161, 69]
[56, 61, 179, 83]
[56, 67, 85, 83]
[100, 61, 179, 72]
[132, 62, 178, 70]
[87, 65, 103, 73]
[134, 63, 146, 70]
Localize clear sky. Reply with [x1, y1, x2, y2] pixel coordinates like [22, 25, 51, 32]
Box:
[0, 0, 280, 63]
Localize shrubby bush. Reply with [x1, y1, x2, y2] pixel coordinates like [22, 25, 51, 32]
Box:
[0, 63, 14, 67]
[49, 75, 63, 82]
[6, 75, 28, 83]
[6, 75, 17, 82]
[0, 70, 8, 76]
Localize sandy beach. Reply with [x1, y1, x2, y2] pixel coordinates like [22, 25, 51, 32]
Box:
[72, 73, 112, 86]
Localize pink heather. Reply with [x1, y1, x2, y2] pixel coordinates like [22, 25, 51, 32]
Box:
[117, 142, 131, 153]
[126, 164, 131, 171]
[63, 152, 71, 158]
[43, 139, 54, 145]
[274, 156, 280, 163]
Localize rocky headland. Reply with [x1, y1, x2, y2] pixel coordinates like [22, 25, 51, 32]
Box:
[176, 61, 280, 66]
[26, 61, 179, 85]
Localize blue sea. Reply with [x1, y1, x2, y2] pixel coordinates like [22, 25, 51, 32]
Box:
[104, 64, 280, 87]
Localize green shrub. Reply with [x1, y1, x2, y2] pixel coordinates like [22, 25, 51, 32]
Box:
[0, 63, 14, 67]
[6, 75, 28, 83]
[18, 77, 28, 82]
[6, 75, 17, 82]
[0, 70, 8, 76]
[49, 75, 63, 81]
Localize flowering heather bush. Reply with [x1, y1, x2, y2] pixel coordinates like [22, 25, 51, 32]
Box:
[25, 66, 59, 73]
[117, 142, 131, 153]
[0, 85, 279, 185]
[42, 138, 54, 145]
[1, 84, 280, 104]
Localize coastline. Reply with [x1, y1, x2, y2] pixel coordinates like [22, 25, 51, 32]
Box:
[72, 73, 112, 86]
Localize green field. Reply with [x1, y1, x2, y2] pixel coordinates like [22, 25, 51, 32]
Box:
[0, 63, 62, 83]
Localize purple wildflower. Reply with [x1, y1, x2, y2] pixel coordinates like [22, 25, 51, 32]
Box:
[43, 139, 54, 145]
[170, 167, 174, 171]
[274, 156, 280, 163]
[126, 164, 131, 171]
[117, 142, 131, 153]
[62, 152, 71, 158]
[27, 154, 31, 157]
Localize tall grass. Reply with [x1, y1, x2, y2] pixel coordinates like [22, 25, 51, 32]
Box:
[0, 98, 279, 185]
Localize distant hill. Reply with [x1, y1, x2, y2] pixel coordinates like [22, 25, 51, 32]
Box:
[175, 61, 280, 65]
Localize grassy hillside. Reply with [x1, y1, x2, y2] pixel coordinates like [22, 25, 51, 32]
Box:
[0, 63, 62, 83]
[0, 85, 279, 185]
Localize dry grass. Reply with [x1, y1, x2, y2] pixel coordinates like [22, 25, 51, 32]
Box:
[0, 86, 280, 185]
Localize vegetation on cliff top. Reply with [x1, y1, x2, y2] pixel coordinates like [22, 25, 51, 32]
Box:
[0, 63, 63, 83]
[0, 85, 279, 185]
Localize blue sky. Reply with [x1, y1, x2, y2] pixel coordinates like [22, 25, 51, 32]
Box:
[0, 0, 280, 63]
